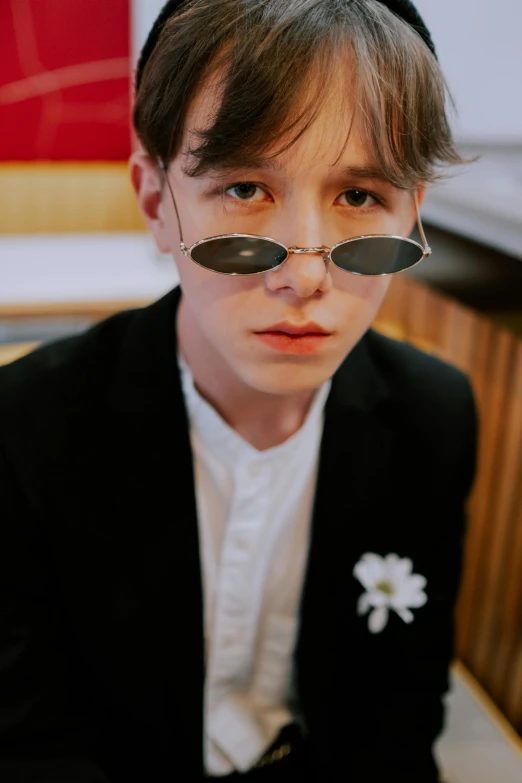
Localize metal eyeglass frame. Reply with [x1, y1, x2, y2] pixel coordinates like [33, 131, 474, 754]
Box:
[159, 159, 432, 277]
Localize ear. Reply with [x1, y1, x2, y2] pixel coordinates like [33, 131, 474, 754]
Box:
[415, 184, 427, 209]
[129, 152, 170, 253]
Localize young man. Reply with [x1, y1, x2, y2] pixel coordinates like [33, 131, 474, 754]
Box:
[0, 1, 478, 781]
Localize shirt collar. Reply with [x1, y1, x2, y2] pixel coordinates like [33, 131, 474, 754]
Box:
[177, 351, 331, 467]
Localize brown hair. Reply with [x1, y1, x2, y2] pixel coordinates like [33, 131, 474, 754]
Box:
[133, 0, 472, 189]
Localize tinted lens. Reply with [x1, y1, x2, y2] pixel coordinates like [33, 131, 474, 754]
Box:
[331, 237, 424, 275]
[190, 236, 288, 274]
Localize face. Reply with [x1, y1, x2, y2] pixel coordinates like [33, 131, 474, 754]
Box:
[131, 68, 425, 397]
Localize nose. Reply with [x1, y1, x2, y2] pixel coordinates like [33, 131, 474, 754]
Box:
[265, 241, 333, 298]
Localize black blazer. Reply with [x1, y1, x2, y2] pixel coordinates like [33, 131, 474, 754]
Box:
[0, 287, 477, 783]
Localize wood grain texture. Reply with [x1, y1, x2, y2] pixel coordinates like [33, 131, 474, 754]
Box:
[0, 300, 150, 319]
[0, 341, 39, 366]
[377, 276, 522, 738]
[0, 163, 145, 234]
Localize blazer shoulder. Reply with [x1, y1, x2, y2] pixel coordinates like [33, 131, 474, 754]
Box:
[0, 306, 138, 417]
[365, 328, 474, 410]
[364, 330, 478, 499]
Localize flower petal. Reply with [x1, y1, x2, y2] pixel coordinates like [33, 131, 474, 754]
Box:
[395, 606, 414, 624]
[406, 589, 428, 608]
[387, 556, 413, 586]
[353, 553, 385, 590]
[367, 590, 389, 608]
[392, 574, 428, 606]
[408, 573, 427, 591]
[357, 592, 372, 616]
[368, 606, 389, 634]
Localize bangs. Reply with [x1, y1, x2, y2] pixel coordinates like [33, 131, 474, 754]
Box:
[134, 0, 470, 188]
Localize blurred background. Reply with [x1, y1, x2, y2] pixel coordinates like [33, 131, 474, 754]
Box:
[0, 0, 521, 346]
[0, 2, 521, 782]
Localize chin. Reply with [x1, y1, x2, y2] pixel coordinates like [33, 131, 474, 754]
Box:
[238, 358, 338, 396]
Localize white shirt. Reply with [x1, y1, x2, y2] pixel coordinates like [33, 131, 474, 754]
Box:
[177, 353, 331, 776]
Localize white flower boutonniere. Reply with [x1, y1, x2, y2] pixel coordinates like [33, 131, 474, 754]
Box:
[353, 552, 428, 634]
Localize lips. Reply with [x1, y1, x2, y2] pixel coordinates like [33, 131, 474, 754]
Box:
[253, 321, 333, 355]
[255, 321, 332, 336]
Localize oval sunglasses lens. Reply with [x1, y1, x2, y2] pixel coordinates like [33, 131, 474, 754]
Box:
[331, 237, 424, 275]
[191, 236, 288, 274]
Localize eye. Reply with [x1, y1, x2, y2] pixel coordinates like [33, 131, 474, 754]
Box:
[224, 182, 264, 201]
[340, 189, 379, 209]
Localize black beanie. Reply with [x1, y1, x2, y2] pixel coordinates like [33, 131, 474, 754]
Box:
[135, 0, 437, 92]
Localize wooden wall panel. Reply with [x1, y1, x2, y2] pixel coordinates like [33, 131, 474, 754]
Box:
[0, 341, 39, 366]
[376, 276, 522, 736]
[0, 163, 145, 234]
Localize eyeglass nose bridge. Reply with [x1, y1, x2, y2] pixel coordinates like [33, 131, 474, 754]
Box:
[287, 245, 331, 264]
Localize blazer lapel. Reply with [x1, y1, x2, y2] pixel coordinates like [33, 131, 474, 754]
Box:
[104, 287, 205, 771]
[295, 333, 395, 764]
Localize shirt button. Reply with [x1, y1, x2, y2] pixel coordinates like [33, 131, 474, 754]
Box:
[234, 535, 249, 551]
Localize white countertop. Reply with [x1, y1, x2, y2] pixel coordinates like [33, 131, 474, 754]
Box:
[422, 146, 522, 260]
[0, 233, 179, 306]
[437, 664, 522, 783]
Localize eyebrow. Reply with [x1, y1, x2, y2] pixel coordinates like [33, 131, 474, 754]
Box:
[203, 157, 394, 185]
[337, 164, 393, 184]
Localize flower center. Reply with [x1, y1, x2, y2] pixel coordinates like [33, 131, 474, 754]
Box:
[375, 580, 395, 596]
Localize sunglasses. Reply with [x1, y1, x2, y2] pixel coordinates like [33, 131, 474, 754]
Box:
[159, 160, 431, 277]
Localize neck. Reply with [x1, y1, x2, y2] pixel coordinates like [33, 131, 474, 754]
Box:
[177, 298, 318, 451]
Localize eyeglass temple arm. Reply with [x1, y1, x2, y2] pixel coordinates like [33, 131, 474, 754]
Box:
[159, 159, 186, 249]
[414, 191, 431, 253]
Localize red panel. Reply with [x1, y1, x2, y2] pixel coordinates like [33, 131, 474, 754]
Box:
[0, 0, 131, 161]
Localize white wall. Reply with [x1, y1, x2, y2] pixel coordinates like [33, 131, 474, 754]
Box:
[132, 0, 522, 145]
[131, 0, 166, 74]
[411, 0, 522, 144]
